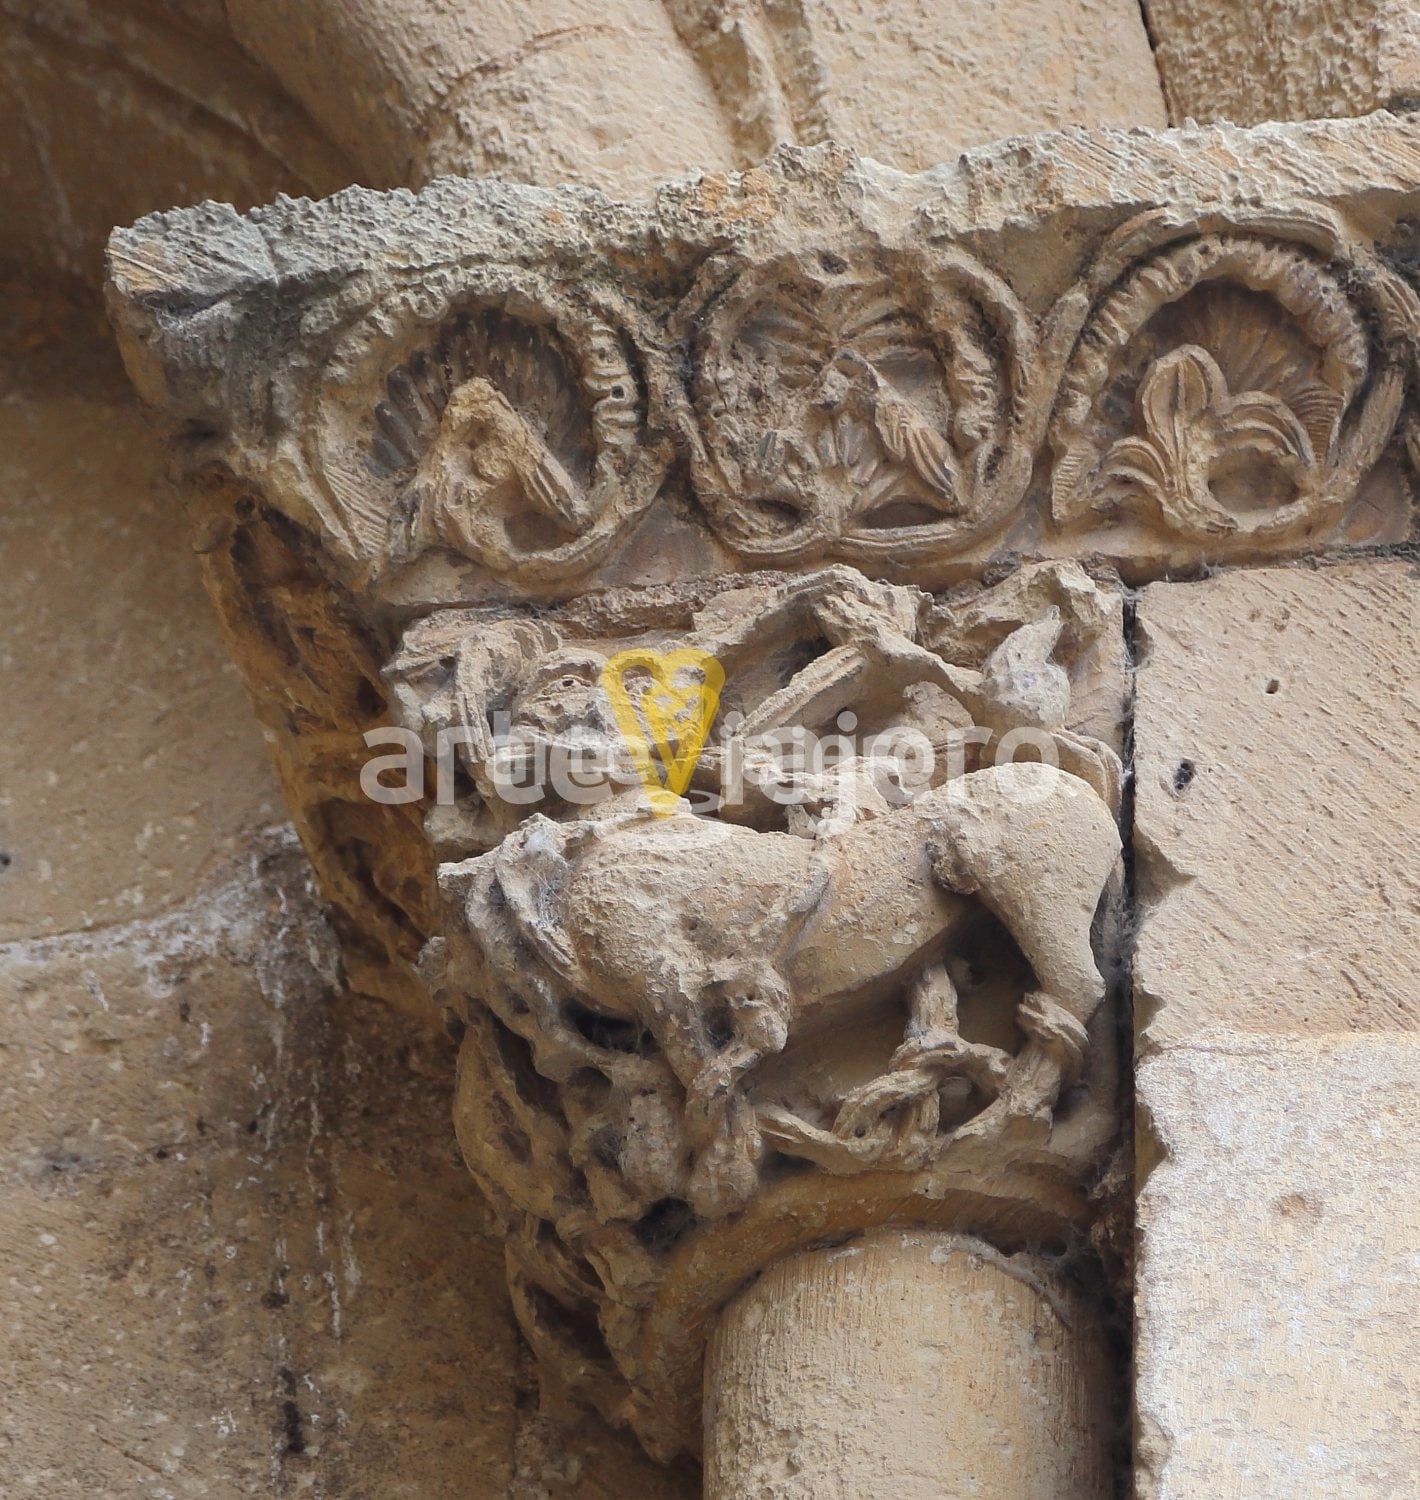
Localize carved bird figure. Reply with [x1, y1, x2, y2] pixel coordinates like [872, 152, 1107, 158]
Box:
[868, 376, 960, 502]
[415, 376, 590, 534]
[821, 350, 962, 511]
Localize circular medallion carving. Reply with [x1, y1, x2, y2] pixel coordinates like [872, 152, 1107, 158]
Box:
[680, 247, 1036, 567]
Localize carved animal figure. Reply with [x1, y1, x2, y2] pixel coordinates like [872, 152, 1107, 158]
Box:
[442, 760, 1120, 1217]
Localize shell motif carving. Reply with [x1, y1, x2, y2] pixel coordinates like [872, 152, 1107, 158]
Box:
[679, 248, 1037, 565]
[1048, 233, 1412, 544]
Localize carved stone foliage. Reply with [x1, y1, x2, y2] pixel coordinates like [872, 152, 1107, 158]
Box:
[680, 248, 1034, 564]
[332, 220, 1407, 585]
[184, 474, 437, 1013]
[100, 125, 1420, 1463]
[107, 140, 1420, 608]
[1049, 227, 1412, 544]
[383, 561, 1125, 1453]
[315, 281, 669, 585]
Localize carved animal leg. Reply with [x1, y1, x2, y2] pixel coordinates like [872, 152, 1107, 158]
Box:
[928, 764, 1120, 1136]
[939, 990, 1094, 1147]
[831, 960, 1011, 1162]
[1052, 729, 1124, 811]
[893, 958, 1013, 1091]
[683, 971, 792, 1219]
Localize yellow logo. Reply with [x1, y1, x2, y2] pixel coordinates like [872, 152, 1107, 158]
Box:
[601, 649, 724, 815]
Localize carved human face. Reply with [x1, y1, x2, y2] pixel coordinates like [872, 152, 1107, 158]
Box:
[508, 650, 610, 740]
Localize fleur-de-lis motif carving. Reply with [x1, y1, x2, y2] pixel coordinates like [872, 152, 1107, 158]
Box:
[1048, 229, 1412, 551]
[104, 154, 1420, 1469]
[1096, 345, 1315, 537]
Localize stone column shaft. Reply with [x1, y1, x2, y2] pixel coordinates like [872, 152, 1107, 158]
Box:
[705, 1229, 1114, 1500]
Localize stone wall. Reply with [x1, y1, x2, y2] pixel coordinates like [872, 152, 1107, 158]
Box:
[1132, 563, 1420, 1496]
[0, 291, 687, 1495]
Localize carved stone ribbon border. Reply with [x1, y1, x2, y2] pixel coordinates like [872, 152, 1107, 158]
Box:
[109, 118, 1420, 611]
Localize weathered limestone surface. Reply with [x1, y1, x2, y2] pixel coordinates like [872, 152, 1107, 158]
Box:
[706, 1228, 1116, 1499]
[223, 0, 737, 193]
[1134, 563, 1420, 1043]
[1144, 0, 1420, 128]
[0, 833, 518, 1496]
[0, 304, 687, 1499]
[714, 0, 1166, 168]
[1136, 1037, 1420, 1498]
[9, 0, 1420, 1483]
[0, 9, 1163, 1491]
[0, 303, 282, 941]
[102, 113, 1420, 1021]
[1134, 562, 1420, 1496]
[101, 114, 1420, 1474]
[101, 125, 1186, 1465]
[0, 829, 688, 1498]
[233, 0, 1167, 182]
[0, 2, 353, 285]
[110, 117, 1420, 617]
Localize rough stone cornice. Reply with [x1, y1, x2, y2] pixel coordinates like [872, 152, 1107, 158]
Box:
[110, 115, 1420, 613]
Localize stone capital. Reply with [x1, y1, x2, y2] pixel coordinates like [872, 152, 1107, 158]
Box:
[105, 113, 1420, 1460]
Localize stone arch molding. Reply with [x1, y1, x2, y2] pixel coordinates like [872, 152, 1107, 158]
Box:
[248, 196, 1420, 597]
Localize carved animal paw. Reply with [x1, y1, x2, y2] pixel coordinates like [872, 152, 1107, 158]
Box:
[686, 1095, 764, 1219]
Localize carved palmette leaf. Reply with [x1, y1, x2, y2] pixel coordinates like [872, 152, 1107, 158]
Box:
[1094, 346, 1317, 538]
[104, 143, 1420, 1477]
[1138, 340, 1217, 433]
[1048, 226, 1410, 545]
[1227, 391, 1314, 465]
[1097, 438, 1173, 508]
